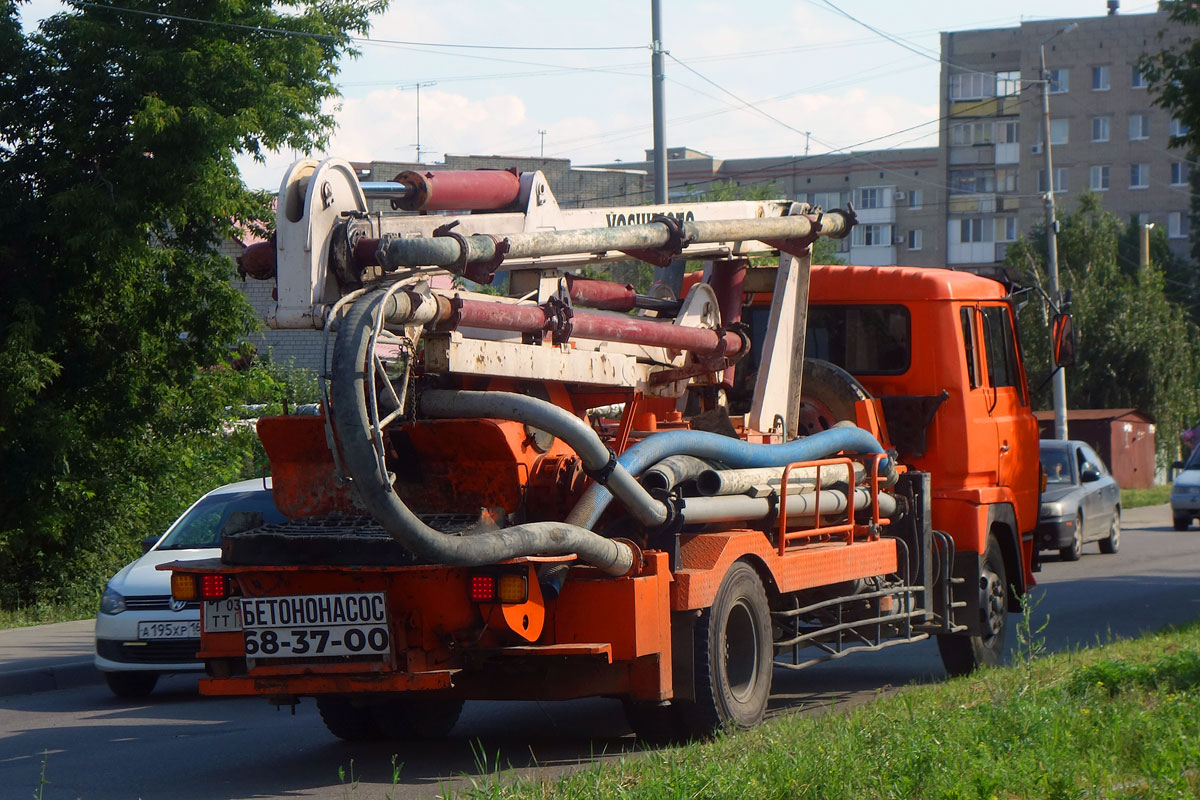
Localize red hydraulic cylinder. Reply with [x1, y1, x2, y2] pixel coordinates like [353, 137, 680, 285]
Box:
[390, 169, 522, 212]
[565, 275, 637, 312]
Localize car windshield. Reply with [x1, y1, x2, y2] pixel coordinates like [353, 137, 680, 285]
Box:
[157, 490, 285, 550]
[1040, 448, 1074, 485]
[1183, 448, 1200, 471]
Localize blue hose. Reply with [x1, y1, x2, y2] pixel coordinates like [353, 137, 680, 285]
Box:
[566, 426, 893, 530]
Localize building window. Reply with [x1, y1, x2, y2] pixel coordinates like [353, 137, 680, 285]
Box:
[1089, 165, 1110, 191]
[1037, 168, 1068, 193]
[1092, 117, 1110, 143]
[998, 217, 1018, 242]
[812, 191, 844, 210]
[857, 187, 887, 209]
[949, 72, 993, 100]
[951, 169, 995, 194]
[1048, 68, 1069, 94]
[1131, 65, 1147, 89]
[959, 217, 994, 243]
[1130, 163, 1149, 189]
[1169, 212, 1189, 239]
[1172, 162, 1188, 186]
[1050, 119, 1069, 145]
[1092, 65, 1110, 91]
[1170, 118, 1190, 140]
[997, 70, 1021, 96]
[995, 167, 1019, 193]
[997, 121, 1019, 143]
[852, 224, 892, 247]
[950, 121, 994, 146]
[1129, 114, 1149, 140]
[907, 229, 923, 250]
[908, 190, 923, 210]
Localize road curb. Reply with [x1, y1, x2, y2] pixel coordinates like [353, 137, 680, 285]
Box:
[0, 660, 101, 698]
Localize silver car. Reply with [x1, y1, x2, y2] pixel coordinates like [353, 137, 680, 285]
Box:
[1036, 440, 1122, 561]
[94, 479, 282, 697]
[1170, 448, 1200, 529]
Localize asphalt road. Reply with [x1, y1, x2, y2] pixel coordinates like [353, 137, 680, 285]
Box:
[3, 504, 1198, 800]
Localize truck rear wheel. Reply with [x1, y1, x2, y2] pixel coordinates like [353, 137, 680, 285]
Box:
[371, 695, 464, 739]
[316, 696, 382, 741]
[936, 536, 1008, 677]
[798, 358, 870, 434]
[677, 561, 773, 737]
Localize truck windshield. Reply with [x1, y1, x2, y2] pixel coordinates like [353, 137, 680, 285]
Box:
[157, 490, 285, 550]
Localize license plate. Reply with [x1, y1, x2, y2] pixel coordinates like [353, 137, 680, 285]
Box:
[138, 620, 200, 640]
[203, 598, 243, 632]
[240, 593, 390, 660]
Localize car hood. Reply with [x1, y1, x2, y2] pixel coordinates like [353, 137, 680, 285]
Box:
[1175, 470, 1200, 491]
[1041, 485, 1080, 505]
[106, 548, 219, 597]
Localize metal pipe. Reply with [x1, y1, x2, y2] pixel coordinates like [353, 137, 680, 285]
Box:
[447, 298, 744, 357]
[696, 463, 865, 497]
[680, 488, 896, 525]
[378, 210, 854, 271]
[418, 390, 669, 529]
[330, 291, 634, 575]
[641, 455, 712, 493]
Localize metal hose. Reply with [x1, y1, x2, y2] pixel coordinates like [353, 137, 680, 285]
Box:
[330, 291, 633, 575]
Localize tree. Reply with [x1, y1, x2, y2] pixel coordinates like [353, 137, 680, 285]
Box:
[1006, 194, 1200, 467]
[0, 0, 384, 608]
[1140, 1, 1200, 301]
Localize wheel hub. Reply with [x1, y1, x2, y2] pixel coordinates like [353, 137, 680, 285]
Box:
[979, 569, 1005, 638]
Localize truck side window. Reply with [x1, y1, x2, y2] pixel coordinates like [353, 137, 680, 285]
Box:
[805, 305, 911, 375]
[981, 306, 1018, 389]
[960, 307, 981, 389]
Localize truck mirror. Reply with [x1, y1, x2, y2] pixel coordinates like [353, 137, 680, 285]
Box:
[1052, 313, 1076, 368]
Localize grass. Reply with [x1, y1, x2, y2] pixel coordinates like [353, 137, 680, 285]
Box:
[1122, 484, 1171, 509]
[448, 619, 1200, 800]
[0, 600, 94, 630]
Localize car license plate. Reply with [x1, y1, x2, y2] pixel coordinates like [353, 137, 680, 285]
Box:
[203, 598, 242, 632]
[138, 620, 201, 640]
[240, 593, 390, 660]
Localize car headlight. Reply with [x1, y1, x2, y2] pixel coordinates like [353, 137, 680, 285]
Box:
[99, 585, 126, 615]
[1040, 502, 1064, 518]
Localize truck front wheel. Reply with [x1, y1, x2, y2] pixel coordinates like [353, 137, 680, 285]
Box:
[316, 696, 382, 741]
[936, 536, 1008, 677]
[677, 561, 773, 737]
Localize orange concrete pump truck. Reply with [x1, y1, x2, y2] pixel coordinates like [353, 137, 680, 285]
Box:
[167, 158, 1069, 741]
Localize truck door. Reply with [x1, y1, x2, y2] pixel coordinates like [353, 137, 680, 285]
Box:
[979, 304, 1039, 522]
[959, 306, 999, 484]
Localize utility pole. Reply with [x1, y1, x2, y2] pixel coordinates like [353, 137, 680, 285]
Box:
[538, 129, 547, 158]
[803, 131, 811, 156]
[651, 0, 667, 205]
[1040, 23, 1077, 441]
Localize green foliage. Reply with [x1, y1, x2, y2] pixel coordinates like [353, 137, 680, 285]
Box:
[0, 0, 383, 607]
[1140, 2, 1200, 297]
[1006, 195, 1200, 468]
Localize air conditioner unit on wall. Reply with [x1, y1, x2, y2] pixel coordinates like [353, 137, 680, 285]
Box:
[894, 190, 907, 202]
[894, 234, 906, 245]
[1031, 143, 1043, 154]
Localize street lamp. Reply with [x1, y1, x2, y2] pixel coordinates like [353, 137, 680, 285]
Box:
[1039, 21, 1077, 441]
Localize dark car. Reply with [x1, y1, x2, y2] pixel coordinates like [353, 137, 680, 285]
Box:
[1036, 439, 1121, 561]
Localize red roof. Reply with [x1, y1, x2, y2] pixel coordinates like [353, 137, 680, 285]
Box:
[1033, 408, 1154, 423]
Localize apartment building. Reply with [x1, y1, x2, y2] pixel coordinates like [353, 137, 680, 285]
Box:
[940, 7, 1189, 270]
[592, 146, 944, 268]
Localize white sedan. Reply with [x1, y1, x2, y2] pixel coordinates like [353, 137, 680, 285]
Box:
[94, 478, 282, 697]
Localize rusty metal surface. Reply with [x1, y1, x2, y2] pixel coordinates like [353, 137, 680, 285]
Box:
[256, 416, 367, 518]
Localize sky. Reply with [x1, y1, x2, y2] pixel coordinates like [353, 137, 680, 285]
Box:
[19, 0, 1164, 191]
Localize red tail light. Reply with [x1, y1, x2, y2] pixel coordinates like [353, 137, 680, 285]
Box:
[200, 574, 230, 600]
[469, 575, 496, 603]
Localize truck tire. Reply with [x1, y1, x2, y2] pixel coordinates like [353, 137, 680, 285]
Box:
[371, 695, 464, 739]
[316, 696, 382, 741]
[936, 536, 1008, 677]
[677, 561, 773, 737]
[798, 359, 870, 434]
[104, 671, 158, 699]
[1099, 509, 1120, 554]
[1174, 516, 1190, 531]
[1059, 513, 1083, 561]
